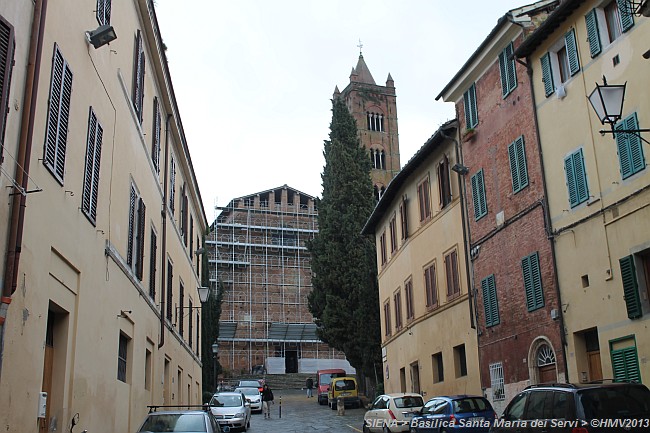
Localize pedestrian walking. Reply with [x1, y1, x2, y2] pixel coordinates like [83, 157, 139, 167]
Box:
[306, 377, 314, 398]
[261, 383, 274, 419]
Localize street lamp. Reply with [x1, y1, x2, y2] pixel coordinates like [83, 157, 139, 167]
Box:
[212, 342, 219, 392]
[587, 77, 650, 143]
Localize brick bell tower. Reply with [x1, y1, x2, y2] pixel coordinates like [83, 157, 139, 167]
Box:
[334, 52, 401, 198]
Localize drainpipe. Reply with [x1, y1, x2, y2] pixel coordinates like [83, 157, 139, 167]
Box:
[517, 56, 570, 381]
[1, 0, 48, 331]
[159, 114, 172, 348]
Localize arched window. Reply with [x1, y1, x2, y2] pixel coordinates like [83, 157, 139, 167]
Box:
[537, 344, 556, 367]
[380, 151, 386, 169]
[379, 114, 384, 132]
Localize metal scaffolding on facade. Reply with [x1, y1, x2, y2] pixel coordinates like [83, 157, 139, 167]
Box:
[207, 186, 349, 375]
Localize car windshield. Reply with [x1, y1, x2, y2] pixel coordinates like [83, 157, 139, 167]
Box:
[579, 386, 650, 418]
[394, 396, 424, 408]
[236, 387, 259, 396]
[453, 397, 492, 413]
[210, 394, 243, 407]
[238, 380, 260, 388]
[138, 413, 207, 432]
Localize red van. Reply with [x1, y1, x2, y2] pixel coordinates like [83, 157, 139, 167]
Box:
[316, 368, 347, 405]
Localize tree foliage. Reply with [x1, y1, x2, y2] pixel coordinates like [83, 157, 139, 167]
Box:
[308, 97, 382, 379]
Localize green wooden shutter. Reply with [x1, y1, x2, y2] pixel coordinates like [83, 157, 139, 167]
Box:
[617, 0, 634, 32]
[522, 253, 544, 311]
[565, 150, 589, 208]
[508, 136, 528, 193]
[499, 50, 509, 97]
[564, 155, 578, 206]
[565, 29, 580, 76]
[620, 255, 642, 319]
[585, 9, 601, 58]
[499, 43, 517, 97]
[541, 53, 554, 97]
[464, 83, 478, 128]
[482, 275, 499, 327]
[611, 346, 641, 382]
[616, 113, 645, 179]
[471, 170, 487, 220]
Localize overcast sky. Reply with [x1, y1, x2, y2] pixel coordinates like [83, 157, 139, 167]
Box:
[154, 0, 529, 221]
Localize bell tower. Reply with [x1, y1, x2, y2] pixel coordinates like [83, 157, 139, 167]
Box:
[334, 52, 401, 199]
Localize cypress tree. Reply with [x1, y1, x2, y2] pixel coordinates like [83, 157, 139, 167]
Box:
[308, 97, 382, 381]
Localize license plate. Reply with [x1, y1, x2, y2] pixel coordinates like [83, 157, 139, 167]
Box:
[340, 392, 350, 396]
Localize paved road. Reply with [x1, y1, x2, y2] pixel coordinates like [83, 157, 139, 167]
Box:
[244, 388, 366, 433]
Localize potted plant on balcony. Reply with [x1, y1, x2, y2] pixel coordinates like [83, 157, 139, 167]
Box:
[462, 127, 476, 142]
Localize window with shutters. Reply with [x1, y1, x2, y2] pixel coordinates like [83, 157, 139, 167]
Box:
[522, 252, 544, 312]
[498, 42, 517, 98]
[180, 183, 188, 244]
[166, 259, 173, 320]
[609, 336, 640, 383]
[383, 300, 391, 337]
[405, 278, 414, 321]
[152, 97, 161, 174]
[399, 195, 409, 240]
[586, 1, 634, 58]
[117, 333, 129, 383]
[564, 148, 590, 208]
[445, 249, 460, 300]
[132, 30, 145, 124]
[615, 113, 645, 179]
[463, 83, 478, 129]
[169, 156, 176, 213]
[44, 45, 73, 184]
[619, 255, 643, 319]
[188, 299, 193, 349]
[81, 108, 103, 224]
[96, 0, 112, 26]
[389, 214, 397, 253]
[424, 261, 438, 309]
[540, 29, 580, 97]
[178, 280, 184, 337]
[508, 136, 529, 194]
[417, 176, 431, 223]
[394, 289, 403, 330]
[0, 15, 15, 160]
[127, 184, 146, 280]
[471, 169, 487, 221]
[379, 230, 387, 266]
[482, 274, 500, 327]
[149, 228, 157, 299]
[438, 155, 452, 208]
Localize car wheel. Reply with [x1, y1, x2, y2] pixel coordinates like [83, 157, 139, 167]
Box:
[363, 423, 371, 433]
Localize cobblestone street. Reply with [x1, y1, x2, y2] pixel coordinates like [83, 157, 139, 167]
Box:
[244, 388, 366, 433]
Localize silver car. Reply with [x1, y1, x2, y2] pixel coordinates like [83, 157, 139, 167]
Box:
[136, 409, 230, 433]
[234, 387, 263, 413]
[209, 392, 251, 432]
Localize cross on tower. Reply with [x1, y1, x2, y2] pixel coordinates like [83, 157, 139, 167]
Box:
[357, 39, 363, 55]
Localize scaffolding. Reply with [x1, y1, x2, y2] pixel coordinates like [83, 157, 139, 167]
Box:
[207, 186, 349, 375]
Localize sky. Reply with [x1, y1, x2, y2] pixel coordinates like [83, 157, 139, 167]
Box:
[154, 0, 530, 221]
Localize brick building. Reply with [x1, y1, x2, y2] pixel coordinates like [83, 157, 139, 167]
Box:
[208, 186, 351, 375]
[436, 0, 566, 412]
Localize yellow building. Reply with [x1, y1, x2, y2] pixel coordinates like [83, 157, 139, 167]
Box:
[363, 120, 481, 397]
[0, 1, 208, 432]
[514, 0, 650, 383]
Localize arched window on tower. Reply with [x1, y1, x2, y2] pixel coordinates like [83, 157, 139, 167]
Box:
[379, 114, 384, 132]
[381, 151, 386, 169]
[367, 112, 372, 130]
[370, 149, 375, 168]
[375, 149, 381, 169]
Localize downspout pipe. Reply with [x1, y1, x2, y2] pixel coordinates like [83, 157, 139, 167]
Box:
[159, 114, 172, 349]
[1, 0, 48, 323]
[517, 55, 570, 381]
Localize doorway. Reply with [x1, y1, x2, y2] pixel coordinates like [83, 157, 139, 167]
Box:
[285, 351, 298, 373]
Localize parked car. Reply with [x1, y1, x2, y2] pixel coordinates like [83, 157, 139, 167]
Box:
[492, 381, 650, 433]
[136, 409, 230, 433]
[234, 387, 263, 413]
[237, 379, 264, 393]
[208, 392, 252, 432]
[316, 368, 347, 405]
[409, 395, 495, 433]
[363, 392, 424, 432]
[328, 376, 361, 409]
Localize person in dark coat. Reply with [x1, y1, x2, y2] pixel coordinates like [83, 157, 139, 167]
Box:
[261, 383, 274, 419]
[306, 377, 314, 398]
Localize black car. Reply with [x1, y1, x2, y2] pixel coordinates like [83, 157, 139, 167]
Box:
[491, 381, 650, 433]
[136, 408, 231, 433]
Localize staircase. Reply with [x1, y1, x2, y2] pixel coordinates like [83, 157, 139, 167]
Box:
[221, 373, 314, 390]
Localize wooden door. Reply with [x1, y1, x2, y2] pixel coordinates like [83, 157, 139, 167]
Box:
[40, 345, 53, 433]
[539, 364, 557, 383]
[588, 351, 603, 382]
